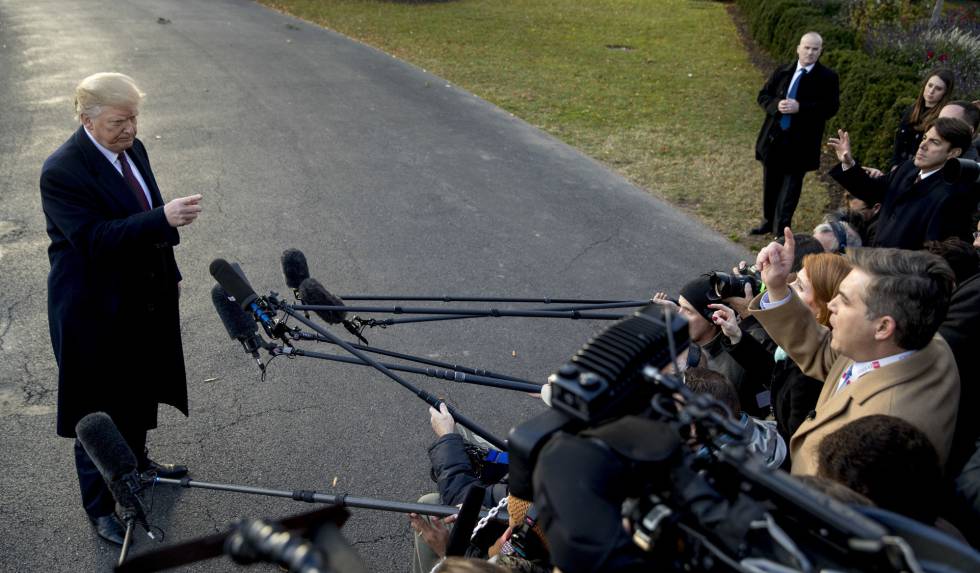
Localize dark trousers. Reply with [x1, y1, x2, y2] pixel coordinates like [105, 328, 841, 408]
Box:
[762, 162, 805, 236]
[74, 421, 148, 518]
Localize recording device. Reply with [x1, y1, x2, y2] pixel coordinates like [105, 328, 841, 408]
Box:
[115, 505, 368, 573]
[943, 157, 980, 184]
[508, 303, 689, 500]
[209, 258, 289, 341]
[706, 270, 761, 301]
[508, 306, 980, 573]
[281, 249, 311, 293]
[299, 277, 371, 344]
[75, 413, 154, 541]
[211, 285, 272, 371]
[298, 277, 347, 324]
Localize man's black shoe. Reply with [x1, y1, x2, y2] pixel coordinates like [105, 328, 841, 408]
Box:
[90, 513, 125, 545]
[140, 458, 188, 479]
[748, 222, 772, 235]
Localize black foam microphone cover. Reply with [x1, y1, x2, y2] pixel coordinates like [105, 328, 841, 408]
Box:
[209, 258, 258, 309]
[76, 413, 145, 518]
[76, 412, 138, 480]
[281, 249, 310, 290]
[211, 284, 258, 341]
[298, 277, 347, 324]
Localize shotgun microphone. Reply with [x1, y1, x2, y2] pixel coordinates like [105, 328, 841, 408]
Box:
[298, 278, 347, 325]
[75, 413, 153, 538]
[299, 277, 369, 344]
[281, 249, 310, 292]
[211, 285, 270, 370]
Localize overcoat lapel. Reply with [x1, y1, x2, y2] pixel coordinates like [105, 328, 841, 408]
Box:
[72, 126, 145, 214]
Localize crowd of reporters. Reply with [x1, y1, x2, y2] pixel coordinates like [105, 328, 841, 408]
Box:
[403, 95, 980, 573]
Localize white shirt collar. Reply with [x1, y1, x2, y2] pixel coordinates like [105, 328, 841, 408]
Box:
[849, 351, 916, 380]
[918, 167, 941, 180]
[796, 62, 815, 74]
[83, 126, 124, 166]
[835, 350, 916, 394]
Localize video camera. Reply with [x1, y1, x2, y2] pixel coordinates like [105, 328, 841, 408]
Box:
[508, 304, 980, 573]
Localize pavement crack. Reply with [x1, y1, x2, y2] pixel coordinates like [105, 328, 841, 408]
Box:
[20, 362, 53, 405]
[0, 298, 23, 352]
[186, 403, 328, 448]
[560, 230, 619, 274]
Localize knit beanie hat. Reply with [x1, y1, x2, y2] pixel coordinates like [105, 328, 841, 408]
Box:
[679, 274, 715, 321]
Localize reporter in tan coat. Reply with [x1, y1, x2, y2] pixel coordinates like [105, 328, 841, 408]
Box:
[748, 229, 959, 475]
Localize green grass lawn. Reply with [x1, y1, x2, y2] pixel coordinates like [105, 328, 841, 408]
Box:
[261, 0, 832, 246]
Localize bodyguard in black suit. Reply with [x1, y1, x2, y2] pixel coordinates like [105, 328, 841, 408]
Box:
[827, 117, 973, 250]
[753, 32, 840, 237]
[39, 73, 202, 545]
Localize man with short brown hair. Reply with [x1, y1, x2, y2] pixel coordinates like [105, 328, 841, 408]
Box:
[748, 229, 959, 474]
[828, 117, 974, 249]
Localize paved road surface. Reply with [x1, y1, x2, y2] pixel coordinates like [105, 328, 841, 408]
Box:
[0, 1, 748, 570]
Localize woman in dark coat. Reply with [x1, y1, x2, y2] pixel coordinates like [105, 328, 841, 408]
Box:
[711, 253, 852, 445]
[891, 69, 956, 170]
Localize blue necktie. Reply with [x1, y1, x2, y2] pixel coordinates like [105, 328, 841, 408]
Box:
[780, 68, 806, 130]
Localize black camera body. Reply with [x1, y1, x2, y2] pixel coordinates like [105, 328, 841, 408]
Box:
[508, 304, 689, 500]
[707, 270, 761, 301]
[507, 300, 980, 573]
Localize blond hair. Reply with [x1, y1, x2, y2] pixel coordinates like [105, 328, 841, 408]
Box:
[74, 72, 144, 121]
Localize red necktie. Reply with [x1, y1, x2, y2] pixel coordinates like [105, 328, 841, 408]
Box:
[118, 152, 150, 211]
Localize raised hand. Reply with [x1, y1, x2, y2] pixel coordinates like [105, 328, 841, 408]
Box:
[826, 129, 854, 168]
[755, 227, 795, 301]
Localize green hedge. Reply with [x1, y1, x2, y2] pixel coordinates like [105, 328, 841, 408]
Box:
[736, 0, 921, 167]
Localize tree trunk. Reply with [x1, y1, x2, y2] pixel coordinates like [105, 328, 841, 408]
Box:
[930, 0, 944, 27]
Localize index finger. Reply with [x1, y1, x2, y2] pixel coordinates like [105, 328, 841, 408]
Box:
[783, 227, 795, 254]
[183, 194, 204, 203]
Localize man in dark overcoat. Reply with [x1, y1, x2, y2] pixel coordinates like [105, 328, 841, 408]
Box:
[39, 72, 202, 545]
[826, 117, 973, 250]
[752, 32, 840, 237]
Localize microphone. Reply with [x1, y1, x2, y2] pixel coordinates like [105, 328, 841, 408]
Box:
[281, 249, 310, 292]
[211, 285, 269, 371]
[209, 258, 281, 330]
[75, 412, 153, 538]
[299, 277, 369, 344]
[209, 258, 259, 309]
[298, 277, 347, 325]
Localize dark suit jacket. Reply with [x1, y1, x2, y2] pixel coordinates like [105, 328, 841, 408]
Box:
[829, 159, 972, 249]
[41, 126, 188, 437]
[939, 272, 980, 476]
[756, 61, 840, 172]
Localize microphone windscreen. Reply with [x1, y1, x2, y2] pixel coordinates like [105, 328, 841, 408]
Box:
[76, 412, 138, 482]
[209, 258, 258, 309]
[281, 249, 310, 290]
[211, 285, 258, 340]
[298, 277, 347, 324]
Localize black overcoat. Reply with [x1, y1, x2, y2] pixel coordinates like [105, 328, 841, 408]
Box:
[755, 61, 840, 172]
[829, 159, 973, 250]
[40, 126, 188, 437]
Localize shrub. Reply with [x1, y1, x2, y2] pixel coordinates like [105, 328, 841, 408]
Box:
[842, 0, 931, 37]
[866, 21, 980, 97]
